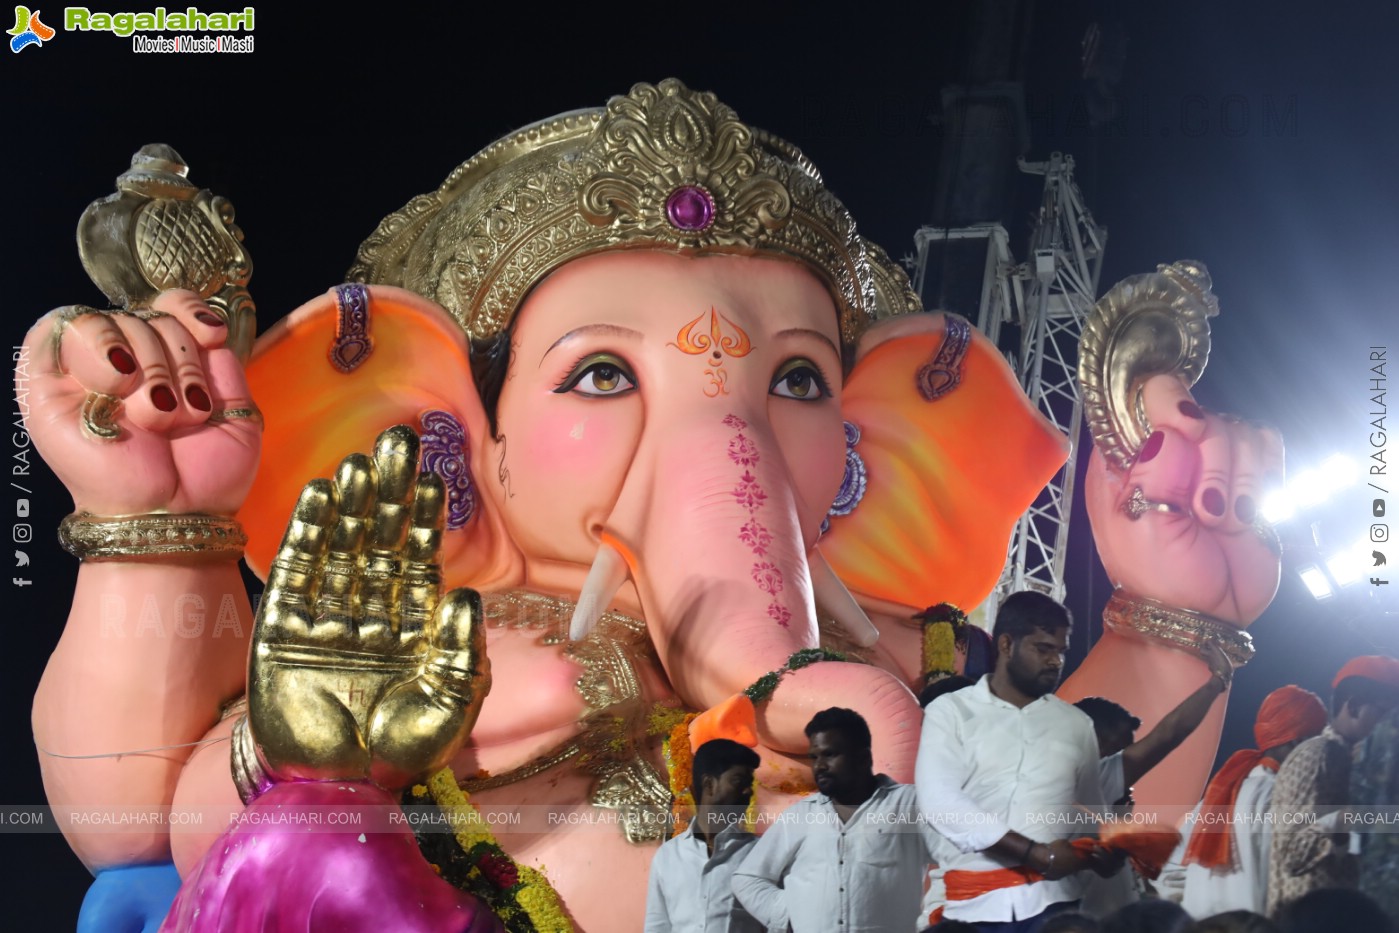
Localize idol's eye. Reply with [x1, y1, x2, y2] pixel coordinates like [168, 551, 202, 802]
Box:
[553, 354, 638, 397]
[770, 359, 830, 401]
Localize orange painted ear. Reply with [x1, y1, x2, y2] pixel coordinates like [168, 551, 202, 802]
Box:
[822, 313, 1069, 611]
[239, 285, 522, 590]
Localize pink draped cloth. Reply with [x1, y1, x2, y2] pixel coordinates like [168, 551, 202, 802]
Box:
[161, 781, 501, 933]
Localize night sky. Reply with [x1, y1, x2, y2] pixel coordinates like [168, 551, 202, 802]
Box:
[6, 2, 1396, 925]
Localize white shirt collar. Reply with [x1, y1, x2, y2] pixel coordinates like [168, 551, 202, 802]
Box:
[971, 672, 1057, 711]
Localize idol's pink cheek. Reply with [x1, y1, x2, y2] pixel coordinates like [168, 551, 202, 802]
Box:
[519, 406, 631, 478]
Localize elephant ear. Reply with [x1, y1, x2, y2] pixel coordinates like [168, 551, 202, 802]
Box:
[823, 312, 1069, 612]
[238, 284, 523, 590]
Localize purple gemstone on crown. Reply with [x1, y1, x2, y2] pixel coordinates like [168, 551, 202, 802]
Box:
[665, 185, 715, 231]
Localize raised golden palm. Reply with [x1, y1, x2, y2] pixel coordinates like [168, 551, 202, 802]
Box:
[249, 425, 490, 790]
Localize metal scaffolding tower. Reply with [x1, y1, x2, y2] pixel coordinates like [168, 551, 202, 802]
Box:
[908, 152, 1106, 621]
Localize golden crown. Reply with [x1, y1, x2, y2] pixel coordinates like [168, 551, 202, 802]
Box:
[349, 79, 917, 344]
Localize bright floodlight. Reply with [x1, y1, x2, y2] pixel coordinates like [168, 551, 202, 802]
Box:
[1288, 470, 1328, 509]
[1262, 490, 1296, 524]
[1319, 454, 1357, 489]
[1326, 544, 1365, 587]
[1299, 566, 1334, 600]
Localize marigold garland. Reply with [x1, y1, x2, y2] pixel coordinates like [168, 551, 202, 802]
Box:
[917, 602, 967, 678]
[647, 704, 690, 738]
[406, 768, 574, 932]
[663, 713, 700, 837]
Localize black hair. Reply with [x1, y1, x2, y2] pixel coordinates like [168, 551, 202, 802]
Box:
[991, 591, 1073, 644]
[469, 326, 516, 440]
[1074, 696, 1142, 734]
[1101, 899, 1191, 933]
[804, 707, 872, 755]
[920, 922, 980, 933]
[1332, 675, 1399, 718]
[919, 674, 974, 708]
[963, 624, 995, 680]
[1042, 913, 1103, 933]
[691, 739, 760, 802]
[1188, 910, 1280, 933]
[1277, 888, 1392, 933]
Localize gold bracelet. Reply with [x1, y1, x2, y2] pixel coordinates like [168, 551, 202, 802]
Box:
[58, 511, 246, 563]
[230, 714, 272, 805]
[1101, 590, 1254, 668]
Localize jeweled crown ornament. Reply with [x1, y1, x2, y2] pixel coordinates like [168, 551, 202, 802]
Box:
[351, 79, 920, 345]
[77, 143, 257, 359]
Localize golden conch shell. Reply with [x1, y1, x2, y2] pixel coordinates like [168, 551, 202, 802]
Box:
[1079, 260, 1218, 472]
[77, 143, 256, 359]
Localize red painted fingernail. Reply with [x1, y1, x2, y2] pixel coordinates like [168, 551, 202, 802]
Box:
[108, 347, 136, 374]
[1203, 488, 1226, 517]
[1235, 495, 1257, 523]
[151, 385, 178, 412]
[185, 385, 212, 411]
[1179, 401, 1205, 420]
[195, 311, 225, 327]
[1138, 431, 1164, 463]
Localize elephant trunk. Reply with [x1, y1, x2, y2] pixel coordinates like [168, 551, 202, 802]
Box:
[596, 408, 920, 779]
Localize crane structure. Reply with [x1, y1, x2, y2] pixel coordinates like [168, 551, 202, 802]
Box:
[907, 151, 1107, 623]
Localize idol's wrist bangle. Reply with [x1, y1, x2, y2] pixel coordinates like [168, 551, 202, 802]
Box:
[1101, 590, 1254, 669]
[58, 511, 247, 563]
[230, 714, 274, 805]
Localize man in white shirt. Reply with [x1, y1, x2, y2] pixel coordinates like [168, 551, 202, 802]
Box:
[916, 591, 1111, 932]
[646, 738, 764, 933]
[733, 708, 939, 933]
[1154, 684, 1327, 917]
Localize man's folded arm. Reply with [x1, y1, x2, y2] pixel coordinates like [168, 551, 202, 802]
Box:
[731, 820, 795, 933]
[915, 702, 1009, 854]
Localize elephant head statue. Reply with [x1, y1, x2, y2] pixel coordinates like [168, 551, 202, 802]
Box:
[240, 82, 1064, 765]
[25, 79, 1076, 933]
[224, 79, 1067, 927]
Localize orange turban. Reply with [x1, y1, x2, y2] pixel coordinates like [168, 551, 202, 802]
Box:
[1184, 685, 1327, 870]
[1333, 655, 1399, 690]
[1254, 685, 1329, 750]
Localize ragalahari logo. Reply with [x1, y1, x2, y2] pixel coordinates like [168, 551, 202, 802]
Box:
[9, 5, 54, 51]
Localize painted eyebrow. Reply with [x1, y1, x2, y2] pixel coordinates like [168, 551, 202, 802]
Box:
[772, 327, 841, 361]
[541, 323, 645, 366]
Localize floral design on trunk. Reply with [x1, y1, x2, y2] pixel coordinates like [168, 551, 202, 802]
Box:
[724, 413, 791, 628]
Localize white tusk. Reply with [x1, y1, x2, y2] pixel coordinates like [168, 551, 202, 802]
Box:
[808, 547, 880, 648]
[569, 540, 631, 641]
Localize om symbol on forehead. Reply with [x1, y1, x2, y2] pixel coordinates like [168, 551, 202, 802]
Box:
[667, 307, 754, 397]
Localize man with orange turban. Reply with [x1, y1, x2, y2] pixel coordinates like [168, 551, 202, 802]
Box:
[1266, 656, 1399, 916]
[1162, 684, 1327, 916]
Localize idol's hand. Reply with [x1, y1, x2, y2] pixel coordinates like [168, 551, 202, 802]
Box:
[1084, 374, 1284, 626]
[249, 426, 491, 790]
[20, 289, 260, 517]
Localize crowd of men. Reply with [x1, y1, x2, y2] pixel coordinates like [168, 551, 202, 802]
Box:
[643, 592, 1399, 933]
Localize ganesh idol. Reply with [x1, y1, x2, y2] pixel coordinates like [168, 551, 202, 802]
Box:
[21, 79, 1283, 931]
